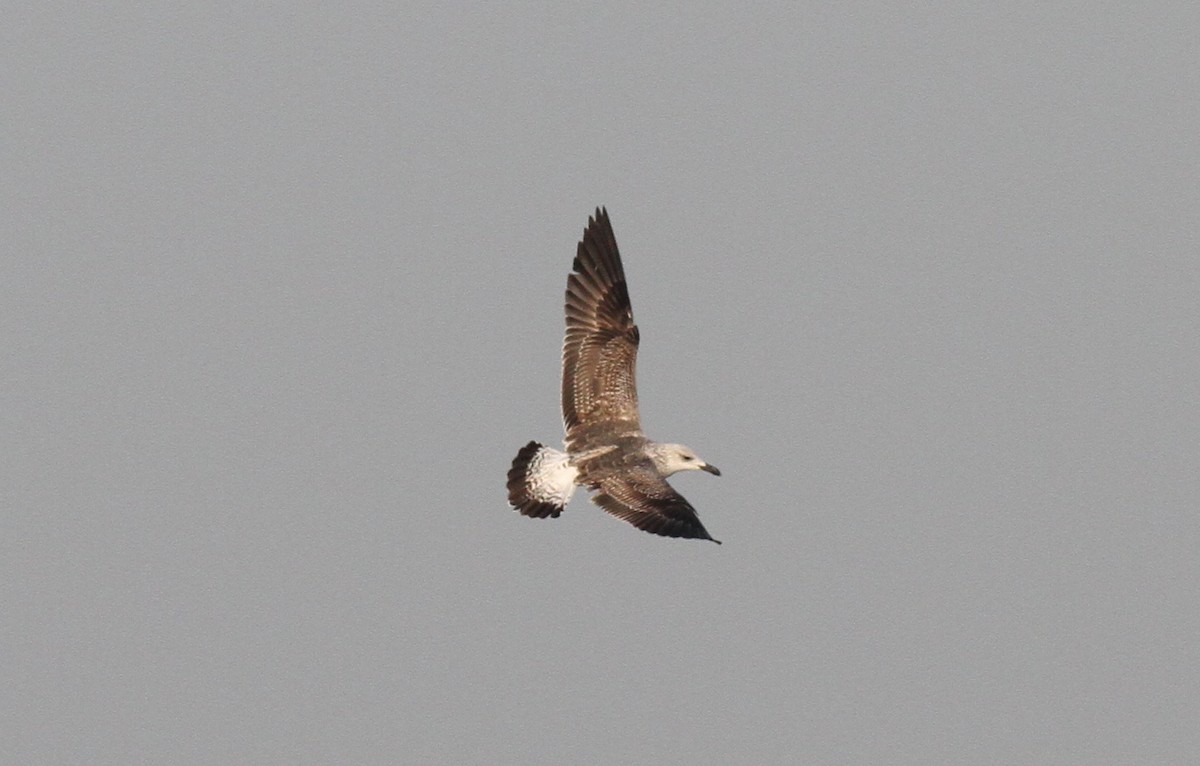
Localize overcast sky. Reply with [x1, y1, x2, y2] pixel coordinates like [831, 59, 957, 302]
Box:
[5, 3, 1199, 764]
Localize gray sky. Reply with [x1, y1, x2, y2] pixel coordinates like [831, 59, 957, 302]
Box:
[5, 3, 1199, 764]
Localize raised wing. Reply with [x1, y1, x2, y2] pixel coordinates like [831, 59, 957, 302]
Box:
[561, 207, 642, 451]
[589, 462, 720, 543]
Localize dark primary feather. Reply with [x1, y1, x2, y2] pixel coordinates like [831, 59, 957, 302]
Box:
[561, 207, 643, 452]
[588, 462, 720, 544]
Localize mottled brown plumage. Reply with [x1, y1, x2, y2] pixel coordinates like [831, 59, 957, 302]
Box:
[508, 207, 720, 543]
[562, 208, 642, 452]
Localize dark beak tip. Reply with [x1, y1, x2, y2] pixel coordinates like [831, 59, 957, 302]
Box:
[703, 464, 721, 476]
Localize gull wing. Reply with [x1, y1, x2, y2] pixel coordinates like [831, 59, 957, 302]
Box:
[589, 462, 720, 543]
[561, 207, 643, 451]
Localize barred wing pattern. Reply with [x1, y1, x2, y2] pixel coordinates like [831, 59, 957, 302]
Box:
[561, 207, 643, 452]
[590, 463, 720, 543]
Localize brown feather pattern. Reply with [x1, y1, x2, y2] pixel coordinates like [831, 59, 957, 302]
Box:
[547, 208, 720, 544]
[561, 207, 643, 452]
[591, 464, 720, 543]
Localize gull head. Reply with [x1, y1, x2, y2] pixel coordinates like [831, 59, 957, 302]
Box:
[648, 443, 721, 478]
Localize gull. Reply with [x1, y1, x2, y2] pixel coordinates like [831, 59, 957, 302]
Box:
[507, 207, 722, 543]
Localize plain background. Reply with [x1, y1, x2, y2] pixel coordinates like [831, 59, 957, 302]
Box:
[4, 3, 1198, 764]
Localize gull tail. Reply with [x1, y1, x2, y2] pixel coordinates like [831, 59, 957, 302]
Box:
[507, 441, 578, 519]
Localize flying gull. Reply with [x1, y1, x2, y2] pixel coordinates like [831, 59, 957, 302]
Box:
[507, 207, 722, 543]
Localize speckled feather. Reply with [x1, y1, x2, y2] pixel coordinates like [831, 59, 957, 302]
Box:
[508, 207, 720, 543]
[561, 208, 643, 452]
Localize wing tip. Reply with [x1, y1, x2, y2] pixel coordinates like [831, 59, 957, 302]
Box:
[573, 206, 618, 276]
[592, 491, 720, 544]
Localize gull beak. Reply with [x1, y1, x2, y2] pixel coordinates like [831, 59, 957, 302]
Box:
[701, 463, 721, 476]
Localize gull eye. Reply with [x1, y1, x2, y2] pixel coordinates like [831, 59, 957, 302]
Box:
[682, 455, 694, 461]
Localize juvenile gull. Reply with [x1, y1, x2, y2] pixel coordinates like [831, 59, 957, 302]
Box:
[507, 207, 722, 543]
